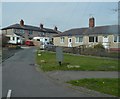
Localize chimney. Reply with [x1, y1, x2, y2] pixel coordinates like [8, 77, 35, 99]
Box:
[20, 19, 24, 26]
[54, 26, 58, 31]
[89, 17, 95, 28]
[40, 24, 43, 29]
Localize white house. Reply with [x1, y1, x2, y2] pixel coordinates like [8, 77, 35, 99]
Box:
[33, 37, 50, 44]
[6, 33, 24, 45]
[54, 17, 120, 52]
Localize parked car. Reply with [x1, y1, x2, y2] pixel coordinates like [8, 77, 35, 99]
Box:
[25, 40, 34, 46]
[44, 43, 54, 49]
[40, 42, 54, 49]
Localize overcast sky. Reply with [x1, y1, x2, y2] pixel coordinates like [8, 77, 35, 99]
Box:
[1, 2, 119, 31]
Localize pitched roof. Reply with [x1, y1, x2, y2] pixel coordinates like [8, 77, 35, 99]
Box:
[2, 24, 59, 34]
[54, 25, 119, 37]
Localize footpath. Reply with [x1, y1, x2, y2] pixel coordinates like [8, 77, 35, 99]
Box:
[44, 70, 119, 97]
[46, 71, 118, 82]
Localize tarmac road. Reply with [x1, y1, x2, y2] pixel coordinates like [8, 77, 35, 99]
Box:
[2, 47, 93, 97]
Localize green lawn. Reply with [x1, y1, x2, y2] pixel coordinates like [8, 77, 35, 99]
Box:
[36, 50, 119, 71]
[67, 78, 119, 96]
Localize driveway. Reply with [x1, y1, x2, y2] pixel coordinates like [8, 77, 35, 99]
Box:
[2, 47, 92, 97]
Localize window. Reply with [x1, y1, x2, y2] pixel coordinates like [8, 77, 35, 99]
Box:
[42, 32, 45, 36]
[29, 37, 33, 40]
[12, 37, 15, 41]
[69, 39, 72, 42]
[52, 38, 53, 42]
[14, 29, 19, 33]
[20, 29, 24, 34]
[38, 32, 42, 36]
[114, 35, 120, 42]
[7, 37, 10, 40]
[89, 36, 94, 42]
[104, 36, 107, 38]
[95, 36, 98, 42]
[45, 39, 47, 41]
[14, 29, 16, 33]
[114, 36, 117, 42]
[118, 36, 120, 42]
[60, 37, 65, 43]
[29, 31, 33, 35]
[76, 37, 79, 42]
[89, 36, 98, 42]
[17, 37, 19, 40]
[76, 36, 83, 43]
[37, 39, 40, 41]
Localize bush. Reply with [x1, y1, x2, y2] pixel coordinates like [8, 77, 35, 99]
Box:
[8, 45, 21, 49]
[2, 34, 9, 47]
[94, 43, 105, 49]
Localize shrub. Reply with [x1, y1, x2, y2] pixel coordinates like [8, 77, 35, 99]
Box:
[94, 43, 105, 49]
[2, 34, 9, 47]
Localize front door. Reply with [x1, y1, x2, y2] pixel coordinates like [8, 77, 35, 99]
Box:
[68, 38, 72, 47]
[103, 36, 109, 49]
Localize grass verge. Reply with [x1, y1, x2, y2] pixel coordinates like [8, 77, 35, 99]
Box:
[67, 78, 119, 97]
[36, 50, 119, 71]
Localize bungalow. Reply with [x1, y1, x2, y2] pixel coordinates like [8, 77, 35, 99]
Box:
[2, 19, 60, 45]
[54, 17, 120, 51]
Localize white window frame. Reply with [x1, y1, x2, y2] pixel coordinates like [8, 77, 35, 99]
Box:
[20, 29, 24, 34]
[89, 36, 98, 42]
[114, 35, 120, 43]
[118, 35, 120, 42]
[75, 36, 83, 43]
[89, 36, 94, 42]
[60, 37, 65, 43]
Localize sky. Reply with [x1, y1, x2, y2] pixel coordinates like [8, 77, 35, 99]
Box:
[1, 1, 119, 32]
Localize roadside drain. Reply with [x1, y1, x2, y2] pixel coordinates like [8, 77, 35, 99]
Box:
[29, 64, 38, 66]
[29, 64, 35, 66]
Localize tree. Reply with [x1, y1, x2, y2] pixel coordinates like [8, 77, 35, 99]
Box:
[2, 34, 9, 47]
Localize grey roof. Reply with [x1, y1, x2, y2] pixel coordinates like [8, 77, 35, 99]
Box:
[54, 25, 119, 37]
[2, 24, 59, 34]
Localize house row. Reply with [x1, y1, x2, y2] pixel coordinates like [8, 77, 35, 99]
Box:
[1, 17, 120, 51]
[2, 19, 60, 45]
[53, 17, 120, 51]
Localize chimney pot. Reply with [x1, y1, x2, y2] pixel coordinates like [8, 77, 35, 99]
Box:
[54, 26, 58, 31]
[89, 17, 95, 28]
[20, 19, 24, 26]
[40, 24, 43, 29]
